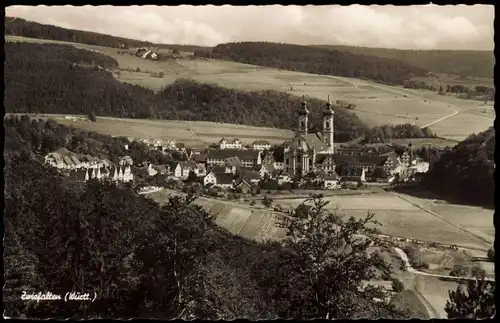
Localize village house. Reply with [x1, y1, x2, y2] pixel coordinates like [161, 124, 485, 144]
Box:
[68, 165, 134, 183]
[219, 138, 243, 150]
[44, 148, 83, 170]
[147, 163, 158, 177]
[44, 148, 115, 171]
[203, 172, 235, 189]
[207, 149, 261, 168]
[277, 173, 292, 185]
[252, 140, 272, 151]
[239, 170, 261, 185]
[340, 168, 366, 185]
[225, 156, 243, 172]
[259, 163, 276, 178]
[119, 155, 134, 166]
[234, 179, 253, 194]
[189, 152, 208, 166]
[321, 171, 341, 190]
[167, 162, 183, 179]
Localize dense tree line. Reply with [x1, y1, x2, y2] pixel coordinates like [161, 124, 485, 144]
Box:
[314, 45, 494, 79]
[5, 42, 368, 142]
[439, 84, 495, 101]
[5, 120, 408, 319]
[3, 116, 177, 166]
[403, 79, 437, 91]
[421, 127, 495, 207]
[5, 17, 212, 52]
[196, 42, 429, 85]
[364, 124, 435, 143]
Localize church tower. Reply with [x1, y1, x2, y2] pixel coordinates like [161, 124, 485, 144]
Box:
[298, 98, 309, 136]
[322, 97, 334, 152]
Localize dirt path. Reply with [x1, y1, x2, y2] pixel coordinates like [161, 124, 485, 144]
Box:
[420, 110, 458, 129]
[394, 247, 494, 318]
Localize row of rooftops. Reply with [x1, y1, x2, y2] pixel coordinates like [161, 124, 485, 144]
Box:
[45, 147, 118, 168]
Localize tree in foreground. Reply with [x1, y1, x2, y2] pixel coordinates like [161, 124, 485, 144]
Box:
[275, 194, 405, 319]
[444, 272, 495, 319]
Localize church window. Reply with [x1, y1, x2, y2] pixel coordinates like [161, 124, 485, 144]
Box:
[325, 121, 330, 128]
[301, 120, 305, 128]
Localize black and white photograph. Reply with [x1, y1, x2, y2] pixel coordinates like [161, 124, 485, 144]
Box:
[3, 3, 495, 320]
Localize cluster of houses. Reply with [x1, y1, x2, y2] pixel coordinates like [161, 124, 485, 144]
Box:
[44, 148, 134, 183]
[150, 99, 429, 191]
[131, 99, 430, 192]
[44, 99, 429, 193]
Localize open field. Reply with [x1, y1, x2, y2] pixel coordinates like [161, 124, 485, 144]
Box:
[413, 275, 459, 318]
[47, 115, 293, 148]
[147, 189, 491, 251]
[274, 193, 491, 250]
[424, 110, 494, 141]
[390, 289, 430, 319]
[415, 246, 494, 278]
[6, 35, 494, 141]
[400, 195, 494, 245]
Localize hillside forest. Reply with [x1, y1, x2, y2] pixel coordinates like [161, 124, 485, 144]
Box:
[4, 116, 407, 319]
[420, 127, 495, 208]
[196, 42, 429, 86]
[5, 42, 432, 142]
[314, 45, 494, 79]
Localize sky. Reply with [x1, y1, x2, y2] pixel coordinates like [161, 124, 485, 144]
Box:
[6, 5, 494, 50]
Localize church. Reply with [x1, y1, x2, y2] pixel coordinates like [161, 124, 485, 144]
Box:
[283, 99, 337, 175]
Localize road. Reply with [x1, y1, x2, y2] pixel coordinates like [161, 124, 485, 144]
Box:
[420, 110, 458, 129]
[394, 247, 495, 319]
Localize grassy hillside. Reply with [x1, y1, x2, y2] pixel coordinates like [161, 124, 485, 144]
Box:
[4, 41, 369, 142]
[200, 42, 429, 85]
[5, 16, 211, 52]
[313, 45, 494, 79]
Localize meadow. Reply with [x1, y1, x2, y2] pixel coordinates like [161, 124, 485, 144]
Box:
[413, 275, 459, 319]
[6, 35, 494, 141]
[147, 189, 491, 251]
[52, 115, 294, 148]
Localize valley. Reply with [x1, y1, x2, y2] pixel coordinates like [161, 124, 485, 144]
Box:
[6, 35, 494, 142]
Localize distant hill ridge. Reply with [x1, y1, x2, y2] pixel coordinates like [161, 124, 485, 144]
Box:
[313, 45, 494, 79]
[4, 41, 368, 142]
[4, 16, 211, 53]
[196, 41, 430, 86]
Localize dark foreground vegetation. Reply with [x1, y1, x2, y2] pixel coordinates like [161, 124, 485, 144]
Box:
[421, 127, 495, 208]
[196, 42, 429, 85]
[5, 117, 405, 319]
[314, 45, 494, 79]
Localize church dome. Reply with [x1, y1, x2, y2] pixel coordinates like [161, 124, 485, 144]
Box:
[323, 101, 334, 116]
[298, 100, 309, 115]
